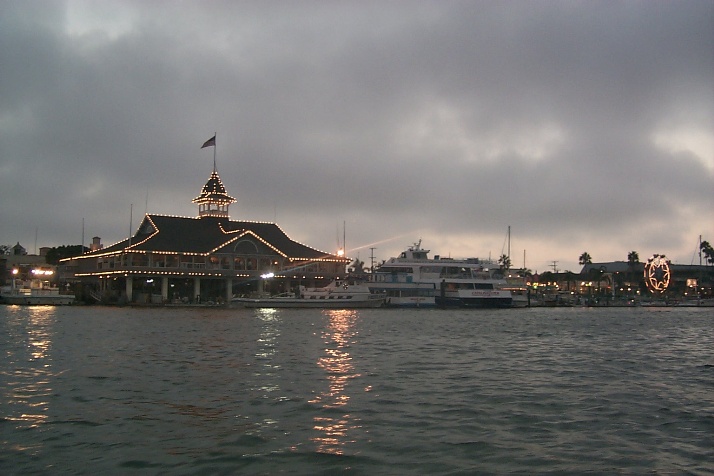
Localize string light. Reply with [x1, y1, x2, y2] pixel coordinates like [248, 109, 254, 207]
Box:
[63, 167, 348, 286]
[644, 254, 671, 294]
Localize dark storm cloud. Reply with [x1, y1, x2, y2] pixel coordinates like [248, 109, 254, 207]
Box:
[1, 0, 711, 270]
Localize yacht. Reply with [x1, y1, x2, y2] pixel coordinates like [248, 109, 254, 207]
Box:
[369, 241, 516, 308]
[232, 279, 385, 309]
[1, 278, 75, 305]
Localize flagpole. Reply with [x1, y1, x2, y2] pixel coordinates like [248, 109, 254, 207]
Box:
[213, 131, 217, 172]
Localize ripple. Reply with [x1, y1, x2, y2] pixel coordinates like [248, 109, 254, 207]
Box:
[1, 306, 713, 474]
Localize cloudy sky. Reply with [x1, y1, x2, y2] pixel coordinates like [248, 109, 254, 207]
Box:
[1, 0, 712, 272]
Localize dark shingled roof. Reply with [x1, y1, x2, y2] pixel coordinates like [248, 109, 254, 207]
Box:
[81, 214, 342, 261]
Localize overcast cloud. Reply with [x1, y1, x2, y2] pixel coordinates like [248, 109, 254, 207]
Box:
[1, 0, 712, 272]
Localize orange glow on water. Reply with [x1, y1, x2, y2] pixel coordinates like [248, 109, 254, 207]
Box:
[310, 309, 362, 455]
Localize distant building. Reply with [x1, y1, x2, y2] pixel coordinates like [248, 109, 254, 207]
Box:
[1, 244, 60, 288]
[61, 166, 349, 304]
[90, 237, 103, 252]
[578, 261, 713, 298]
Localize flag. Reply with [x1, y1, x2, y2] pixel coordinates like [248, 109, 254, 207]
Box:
[201, 135, 216, 148]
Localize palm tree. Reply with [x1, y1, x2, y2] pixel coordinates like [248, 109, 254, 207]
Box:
[498, 254, 511, 271]
[348, 258, 365, 274]
[701, 240, 714, 265]
[579, 252, 592, 266]
[627, 251, 640, 293]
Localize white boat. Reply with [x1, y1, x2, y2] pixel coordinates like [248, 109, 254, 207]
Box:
[232, 280, 385, 308]
[369, 241, 517, 308]
[1, 279, 75, 305]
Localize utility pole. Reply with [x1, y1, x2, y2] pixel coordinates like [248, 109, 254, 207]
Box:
[551, 261, 559, 274]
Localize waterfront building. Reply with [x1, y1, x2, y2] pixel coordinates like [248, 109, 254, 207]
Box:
[61, 168, 348, 304]
[554, 261, 714, 301]
[1, 245, 60, 288]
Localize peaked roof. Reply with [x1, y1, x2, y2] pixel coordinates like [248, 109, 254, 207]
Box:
[192, 170, 236, 204]
[77, 214, 346, 261]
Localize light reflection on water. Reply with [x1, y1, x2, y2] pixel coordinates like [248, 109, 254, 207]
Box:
[310, 309, 362, 455]
[2, 306, 56, 431]
[2, 306, 712, 474]
[253, 308, 282, 432]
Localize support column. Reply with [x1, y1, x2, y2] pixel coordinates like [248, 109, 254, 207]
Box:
[225, 278, 233, 305]
[126, 276, 133, 302]
[194, 277, 201, 303]
[162, 277, 169, 302]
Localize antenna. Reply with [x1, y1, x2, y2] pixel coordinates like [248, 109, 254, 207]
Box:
[128, 204, 133, 247]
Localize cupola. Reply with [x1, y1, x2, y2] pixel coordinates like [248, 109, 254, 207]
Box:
[192, 170, 236, 218]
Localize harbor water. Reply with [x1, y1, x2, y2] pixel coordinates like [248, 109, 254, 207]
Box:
[1, 305, 712, 474]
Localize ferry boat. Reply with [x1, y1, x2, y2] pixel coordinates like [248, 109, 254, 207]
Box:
[232, 280, 385, 309]
[369, 241, 517, 308]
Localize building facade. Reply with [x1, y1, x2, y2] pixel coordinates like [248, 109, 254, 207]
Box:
[61, 169, 348, 304]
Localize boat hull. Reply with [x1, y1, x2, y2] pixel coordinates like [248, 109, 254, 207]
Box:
[233, 297, 384, 309]
[383, 296, 437, 308]
[435, 296, 513, 309]
[1, 295, 75, 305]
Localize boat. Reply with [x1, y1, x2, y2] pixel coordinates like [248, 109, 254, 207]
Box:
[1, 279, 75, 305]
[368, 241, 517, 308]
[232, 279, 385, 308]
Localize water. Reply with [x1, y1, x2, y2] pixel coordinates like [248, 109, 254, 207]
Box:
[1, 305, 712, 475]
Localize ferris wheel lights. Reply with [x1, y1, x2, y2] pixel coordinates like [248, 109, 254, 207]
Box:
[644, 254, 671, 294]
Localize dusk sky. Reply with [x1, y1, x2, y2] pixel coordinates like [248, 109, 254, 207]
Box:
[1, 0, 712, 272]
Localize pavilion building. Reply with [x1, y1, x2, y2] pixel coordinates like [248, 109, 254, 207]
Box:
[61, 168, 348, 304]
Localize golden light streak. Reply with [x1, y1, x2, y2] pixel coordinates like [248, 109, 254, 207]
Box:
[309, 309, 362, 455]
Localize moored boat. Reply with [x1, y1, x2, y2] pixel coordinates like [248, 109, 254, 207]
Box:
[435, 279, 513, 308]
[1, 279, 75, 306]
[232, 280, 385, 308]
[369, 241, 518, 308]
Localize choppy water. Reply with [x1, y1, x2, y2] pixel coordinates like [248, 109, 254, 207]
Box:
[1, 305, 712, 475]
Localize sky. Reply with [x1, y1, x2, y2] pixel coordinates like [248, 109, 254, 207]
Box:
[1, 0, 712, 273]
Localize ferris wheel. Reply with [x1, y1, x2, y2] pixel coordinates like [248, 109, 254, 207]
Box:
[643, 254, 671, 293]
